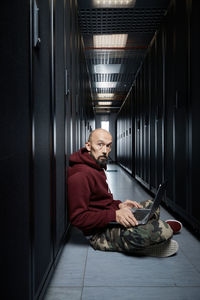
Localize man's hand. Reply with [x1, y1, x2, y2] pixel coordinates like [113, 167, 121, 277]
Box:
[116, 207, 138, 227]
[119, 200, 142, 210]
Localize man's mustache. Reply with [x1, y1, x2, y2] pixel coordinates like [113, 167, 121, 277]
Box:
[98, 155, 107, 159]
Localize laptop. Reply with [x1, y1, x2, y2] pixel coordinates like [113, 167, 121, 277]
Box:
[109, 181, 167, 226]
[131, 181, 167, 225]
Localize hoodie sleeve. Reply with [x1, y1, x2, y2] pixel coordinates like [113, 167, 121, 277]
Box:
[110, 199, 121, 209]
[68, 172, 116, 234]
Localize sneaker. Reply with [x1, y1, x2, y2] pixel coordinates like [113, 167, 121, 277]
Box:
[165, 219, 182, 234]
[135, 239, 179, 258]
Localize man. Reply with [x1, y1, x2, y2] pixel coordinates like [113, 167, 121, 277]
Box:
[68, 128, 181, 257]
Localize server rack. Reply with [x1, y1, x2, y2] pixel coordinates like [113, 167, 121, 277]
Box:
[116, 0, 200, 234]
[1, 0, 94, 299]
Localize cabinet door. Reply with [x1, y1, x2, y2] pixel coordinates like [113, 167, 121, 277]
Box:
[155, 31, 164, 189]
[1, 1, 31, 299]
[139, 72, 144, 180]
[128, 96, 133, 173]
[164, 3, 175, 206]
[32, 0, 53, 296]
[54, 0, 67, 257]
[135, 79, 140, 178]
[190, 0, 200, 226]
[140, 67, 145, 181]
[149, 44, 156, 191]
[173, 0, 188, 213]
[143, 59, 150, 186]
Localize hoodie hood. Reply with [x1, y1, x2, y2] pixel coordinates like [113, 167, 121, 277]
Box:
[69, 147, 107, 170]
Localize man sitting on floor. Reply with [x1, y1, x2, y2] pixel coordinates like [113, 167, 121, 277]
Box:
[67, 128, 181, 257]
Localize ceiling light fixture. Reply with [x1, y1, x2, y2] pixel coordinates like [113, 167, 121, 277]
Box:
[98, 101, 112, 106]
[94, 64, 121, 74]
[97, 93, 114, 98]
[93, 0, 136, 8]
[93, 34, 128, 48]
[96, 82, 117, 88]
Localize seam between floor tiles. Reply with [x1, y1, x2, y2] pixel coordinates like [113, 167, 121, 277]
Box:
[179, 247, 200, 275]
[47, 284, 200, 288]
[81, 284, 200, 288]
[80, 245, 89, 300]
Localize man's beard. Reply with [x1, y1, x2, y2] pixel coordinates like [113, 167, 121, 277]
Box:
[90, 153, 108, 168]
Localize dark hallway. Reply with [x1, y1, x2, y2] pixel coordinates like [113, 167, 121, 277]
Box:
[1, 0, 200, 299]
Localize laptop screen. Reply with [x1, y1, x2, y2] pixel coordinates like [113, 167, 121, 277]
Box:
[149, 181, 167, 219]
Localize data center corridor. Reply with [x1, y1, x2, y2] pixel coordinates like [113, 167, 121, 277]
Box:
[44, 164, 200, 300]
[2, 0, 200, 299]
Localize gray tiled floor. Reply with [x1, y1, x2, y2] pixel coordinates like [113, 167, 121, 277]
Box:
[44, 164, 200, 300]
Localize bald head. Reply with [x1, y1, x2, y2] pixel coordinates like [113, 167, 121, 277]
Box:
[88, 128, 112, 142]
[85, 128, 112, 168]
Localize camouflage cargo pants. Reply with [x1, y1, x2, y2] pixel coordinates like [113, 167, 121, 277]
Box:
[89, 200, 173, 253]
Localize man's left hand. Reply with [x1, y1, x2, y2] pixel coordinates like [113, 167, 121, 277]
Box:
[119, 200, 142, 210]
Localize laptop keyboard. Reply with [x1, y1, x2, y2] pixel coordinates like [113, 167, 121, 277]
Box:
[131, 209, 150, 221]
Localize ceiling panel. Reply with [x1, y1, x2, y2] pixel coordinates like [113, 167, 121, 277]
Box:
[77, 0, 170, 114]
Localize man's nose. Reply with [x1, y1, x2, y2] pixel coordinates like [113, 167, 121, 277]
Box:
[102, 145, 107, 154]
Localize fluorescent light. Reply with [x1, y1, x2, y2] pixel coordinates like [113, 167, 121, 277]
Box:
[93, 34, 128, 48]
[94, 64, 121, 74]
[93, 0, 136, 8]
[98, 101, 112, 106]
[96, 82, 117, 88]
[97, 93, 114, 98]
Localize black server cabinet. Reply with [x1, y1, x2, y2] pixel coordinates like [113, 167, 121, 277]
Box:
[190, 0, 200, 227]
[116, 0, 200, 233]
[139, 67, 145, 182]
[54, 0, 67, 258]
[117, 92, 134, 174]
[163, 0, 189, 214]
[32, 1, 53, 296]
[154, 31, 164, 190]
[123, 110, 125, 168]
[172, 0, 188, 214]
[125, 104, 129, 171]
[130, 89, 135, 175]
[135, 78, 140, 180]
[128, 95, 133, 173]
[143, 61, 150, 187]
[120, 115, 122, 164]
[163, 2, 175, 207]
[138, 72, 143, 181]
[1, 0, 95, 299]
[149, 42, 156, 191]
[1, 1, 32, 299]
[117, 117, 120, 163]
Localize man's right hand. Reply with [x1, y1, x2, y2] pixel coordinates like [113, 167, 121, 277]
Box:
[116, 207, 138, 227]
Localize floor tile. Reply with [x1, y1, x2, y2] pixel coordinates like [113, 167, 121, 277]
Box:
[106, 167, 152, 202]
[49, 228, 89, 287]
[172, 228, 200, 273]
[44, 287, 82, 300]
[82, 286, 200, 300]
[84, 246, 200, 287]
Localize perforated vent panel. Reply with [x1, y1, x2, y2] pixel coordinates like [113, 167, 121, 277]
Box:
[79, 8, 166, 34]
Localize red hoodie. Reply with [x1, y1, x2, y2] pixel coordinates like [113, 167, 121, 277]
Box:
[67, 148, 122, 235]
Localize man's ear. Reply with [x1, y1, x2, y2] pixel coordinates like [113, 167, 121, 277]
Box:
[85, 142, 91, 152]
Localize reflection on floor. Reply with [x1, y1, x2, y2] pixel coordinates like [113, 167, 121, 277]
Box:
[44, 164, 200, 300]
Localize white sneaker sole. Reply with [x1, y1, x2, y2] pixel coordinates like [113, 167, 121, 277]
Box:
[134, 239, 179, 258]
